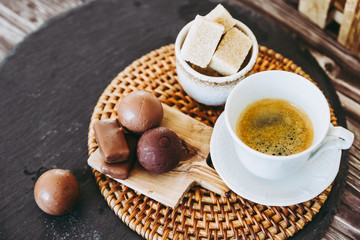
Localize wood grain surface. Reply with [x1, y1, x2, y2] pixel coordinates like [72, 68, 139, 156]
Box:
[0, 0, 359, 239]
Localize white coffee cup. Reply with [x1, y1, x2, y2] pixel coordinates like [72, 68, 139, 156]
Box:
[224, 70, 354, 179]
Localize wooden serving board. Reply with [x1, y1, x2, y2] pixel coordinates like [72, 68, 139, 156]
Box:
[88, 104, 230, 208]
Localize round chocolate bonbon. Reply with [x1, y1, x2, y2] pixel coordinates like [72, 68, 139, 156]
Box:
[137, 127, 183, 174]
[34, 169, 80, 215]
[117, 91, 163, 134]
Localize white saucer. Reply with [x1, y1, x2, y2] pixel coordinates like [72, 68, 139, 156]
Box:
[210, 113, 342, 206]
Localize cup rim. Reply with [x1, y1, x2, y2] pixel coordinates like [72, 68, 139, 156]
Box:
[224, 70, 331, 161]
[174, 19, 259, 84]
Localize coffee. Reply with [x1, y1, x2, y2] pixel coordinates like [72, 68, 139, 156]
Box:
[236, 98, 313, 156]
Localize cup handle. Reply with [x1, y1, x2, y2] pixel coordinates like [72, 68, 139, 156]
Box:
[308, 124, 354, 162]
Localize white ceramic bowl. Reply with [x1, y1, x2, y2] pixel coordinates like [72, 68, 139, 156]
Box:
[175, 19, 258, 106]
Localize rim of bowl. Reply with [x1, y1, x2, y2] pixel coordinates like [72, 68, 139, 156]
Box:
[175, 19, 259, 84]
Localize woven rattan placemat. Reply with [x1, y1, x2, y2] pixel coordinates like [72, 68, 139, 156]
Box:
[87, 44, 338, 239]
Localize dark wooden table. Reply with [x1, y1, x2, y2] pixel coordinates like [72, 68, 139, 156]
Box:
[0, 0, 359, 239]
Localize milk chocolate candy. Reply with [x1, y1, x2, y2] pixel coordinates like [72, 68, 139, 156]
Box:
[101, 160, 133, 180]
[100, 134, 138, 180]
[116, 91, 163, 134]
[34, 169, 80, 215]
[94, 119, 129, 163]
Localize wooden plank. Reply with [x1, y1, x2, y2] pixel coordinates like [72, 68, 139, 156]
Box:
[307, 48, 360, 104]
[230, 0, 360, 77]
[346, 117, 360, 151]
[0, 0, 86, 60]
[338, 0, 360, 57]
[337, 91, 360, 122]
[298, 0, 333, 28]
[333, 78, 360, 106]
[322, 150, 360, 240]
[324, 225, 354, 240]
[334, 0, 347, 12]
[347, 152, 360, 193]
[333, 186, 360, 238]
[0, 16, 26, 41]
[0, 3, 36, 32]
[0, 35, 12, 56]
[328, 8, 343, 25]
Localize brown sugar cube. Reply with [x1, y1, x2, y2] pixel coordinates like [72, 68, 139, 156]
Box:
[181, 15, 224, 68]
[209, 27, 252, 76]
[190, 63, 222, 77]
[100, 134, 138, 180]
[94, 119, 129, 163]
[205, 4, 236, 32]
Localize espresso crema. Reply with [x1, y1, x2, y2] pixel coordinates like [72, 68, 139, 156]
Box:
[236, 98, 314, 156]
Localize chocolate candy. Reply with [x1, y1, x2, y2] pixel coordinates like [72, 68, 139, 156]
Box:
[101, 160, 133, 180]
[116, 91, 163, 134]
[137, 127, 183, 174]
[34, 169, 79, 215]
[100, 134, 138, 180]
[94, 119, 129, 163]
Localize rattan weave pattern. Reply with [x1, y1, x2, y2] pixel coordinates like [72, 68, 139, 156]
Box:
[87, 44, 337, 240]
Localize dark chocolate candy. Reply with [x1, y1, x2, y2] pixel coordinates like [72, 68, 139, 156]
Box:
[116, 91, 163, 134]
[100, 134, 138, 180]
[34, 169, 80, 216]
[94, 119, 129, 163]
[137, 127, 183, 174]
